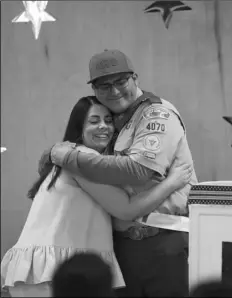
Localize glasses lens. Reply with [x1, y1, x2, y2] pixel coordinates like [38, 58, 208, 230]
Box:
[96, 75, 131, 92]
[114, 78, 129, 88]
[98, 84, 110, 92]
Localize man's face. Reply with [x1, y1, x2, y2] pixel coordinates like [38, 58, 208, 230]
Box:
[92, 72, 138, 114]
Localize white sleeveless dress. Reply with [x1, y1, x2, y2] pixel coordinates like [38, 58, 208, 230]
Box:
[1, 146, 125, 297]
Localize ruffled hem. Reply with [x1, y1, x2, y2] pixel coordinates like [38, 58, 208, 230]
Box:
[1, 245, 125, 289]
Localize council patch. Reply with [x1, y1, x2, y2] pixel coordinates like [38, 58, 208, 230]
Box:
[143, 105, 170, 120]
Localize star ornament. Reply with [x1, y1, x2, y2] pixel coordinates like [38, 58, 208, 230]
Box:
[223, 117, 232, 147]
[223, 117, 232, 126]
[12, 1, 56, 40]
[1, 147, 7, 153]
[144, 1, 192, 29]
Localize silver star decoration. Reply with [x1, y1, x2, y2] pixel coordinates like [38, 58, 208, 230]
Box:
[12, 1, 56, 40]
[1, 147, 7, 153]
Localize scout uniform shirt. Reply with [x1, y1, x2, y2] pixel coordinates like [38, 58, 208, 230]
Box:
[113, 94, 198, 232]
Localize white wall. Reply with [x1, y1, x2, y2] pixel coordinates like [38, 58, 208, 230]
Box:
[1, 1, 232, 258]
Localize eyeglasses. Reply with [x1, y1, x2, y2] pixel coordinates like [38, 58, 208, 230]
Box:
[94, 75, 133, 93]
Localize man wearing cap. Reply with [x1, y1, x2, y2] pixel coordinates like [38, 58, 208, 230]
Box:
[40, 49, 197, 297]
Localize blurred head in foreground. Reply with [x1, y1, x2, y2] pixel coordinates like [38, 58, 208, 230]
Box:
[52, 252, 115, 297]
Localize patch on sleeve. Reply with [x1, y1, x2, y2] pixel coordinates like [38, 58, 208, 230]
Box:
[143, 135, 161, 151]
[143, 105, 170, 120]
[142, 151, 156, 159]
[146, 121, 167, 133]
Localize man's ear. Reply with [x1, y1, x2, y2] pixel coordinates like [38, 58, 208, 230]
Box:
[91, 84, 97, 95]
[132, 73, 138, 86]
[132, 73, 138, 80]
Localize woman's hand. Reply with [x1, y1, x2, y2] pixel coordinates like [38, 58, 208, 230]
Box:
[166, 161, 193, 191]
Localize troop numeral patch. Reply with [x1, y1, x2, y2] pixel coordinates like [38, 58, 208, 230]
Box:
[146, 121, 166, 133]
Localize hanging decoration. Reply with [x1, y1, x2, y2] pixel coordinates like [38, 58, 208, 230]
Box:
[223, 117, 232, 126]
[1, 147, 7, 153]
[12, 1, 56, 40]
[144, 1, 192, 29]
[223, 117, 232, 148]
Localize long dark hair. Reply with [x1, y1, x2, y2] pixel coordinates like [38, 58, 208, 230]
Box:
[28, 96, 102, 199]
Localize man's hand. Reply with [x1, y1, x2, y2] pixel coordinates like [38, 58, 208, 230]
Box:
[50, 141, 77, 167]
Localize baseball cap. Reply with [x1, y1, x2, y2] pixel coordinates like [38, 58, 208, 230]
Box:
[87, 49, 135, 84]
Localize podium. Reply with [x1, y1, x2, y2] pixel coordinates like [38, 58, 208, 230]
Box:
[188, 181, 232, 290]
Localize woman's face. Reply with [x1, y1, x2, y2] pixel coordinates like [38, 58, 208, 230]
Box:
[82, 104, 115, 152]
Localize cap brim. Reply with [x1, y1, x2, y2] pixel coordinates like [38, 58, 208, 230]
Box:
[87, 70, 134, 84]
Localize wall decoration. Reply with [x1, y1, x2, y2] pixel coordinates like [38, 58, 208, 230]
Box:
[223, 117, 232, 126]
[12, 1, 56, 40]
[1, 147, 7, 153]
[144, 0, 192, 29]
[223, 116, 232, 147]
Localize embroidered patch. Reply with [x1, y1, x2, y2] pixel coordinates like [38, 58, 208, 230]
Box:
[143, 106, 170, 120]
[143, 151, 156, 159]
[143, 135, 161, 151]
[146, 121, 166, 133]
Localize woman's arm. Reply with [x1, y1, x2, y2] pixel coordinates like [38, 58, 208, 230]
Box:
[73, 163, 192, 221]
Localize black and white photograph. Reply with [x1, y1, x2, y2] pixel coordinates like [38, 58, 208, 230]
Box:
[1, 1, 232, 297]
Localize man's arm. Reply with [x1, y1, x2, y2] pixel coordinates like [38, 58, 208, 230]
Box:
[124, 104, 185, 175]
[51, 144, 154, 185]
